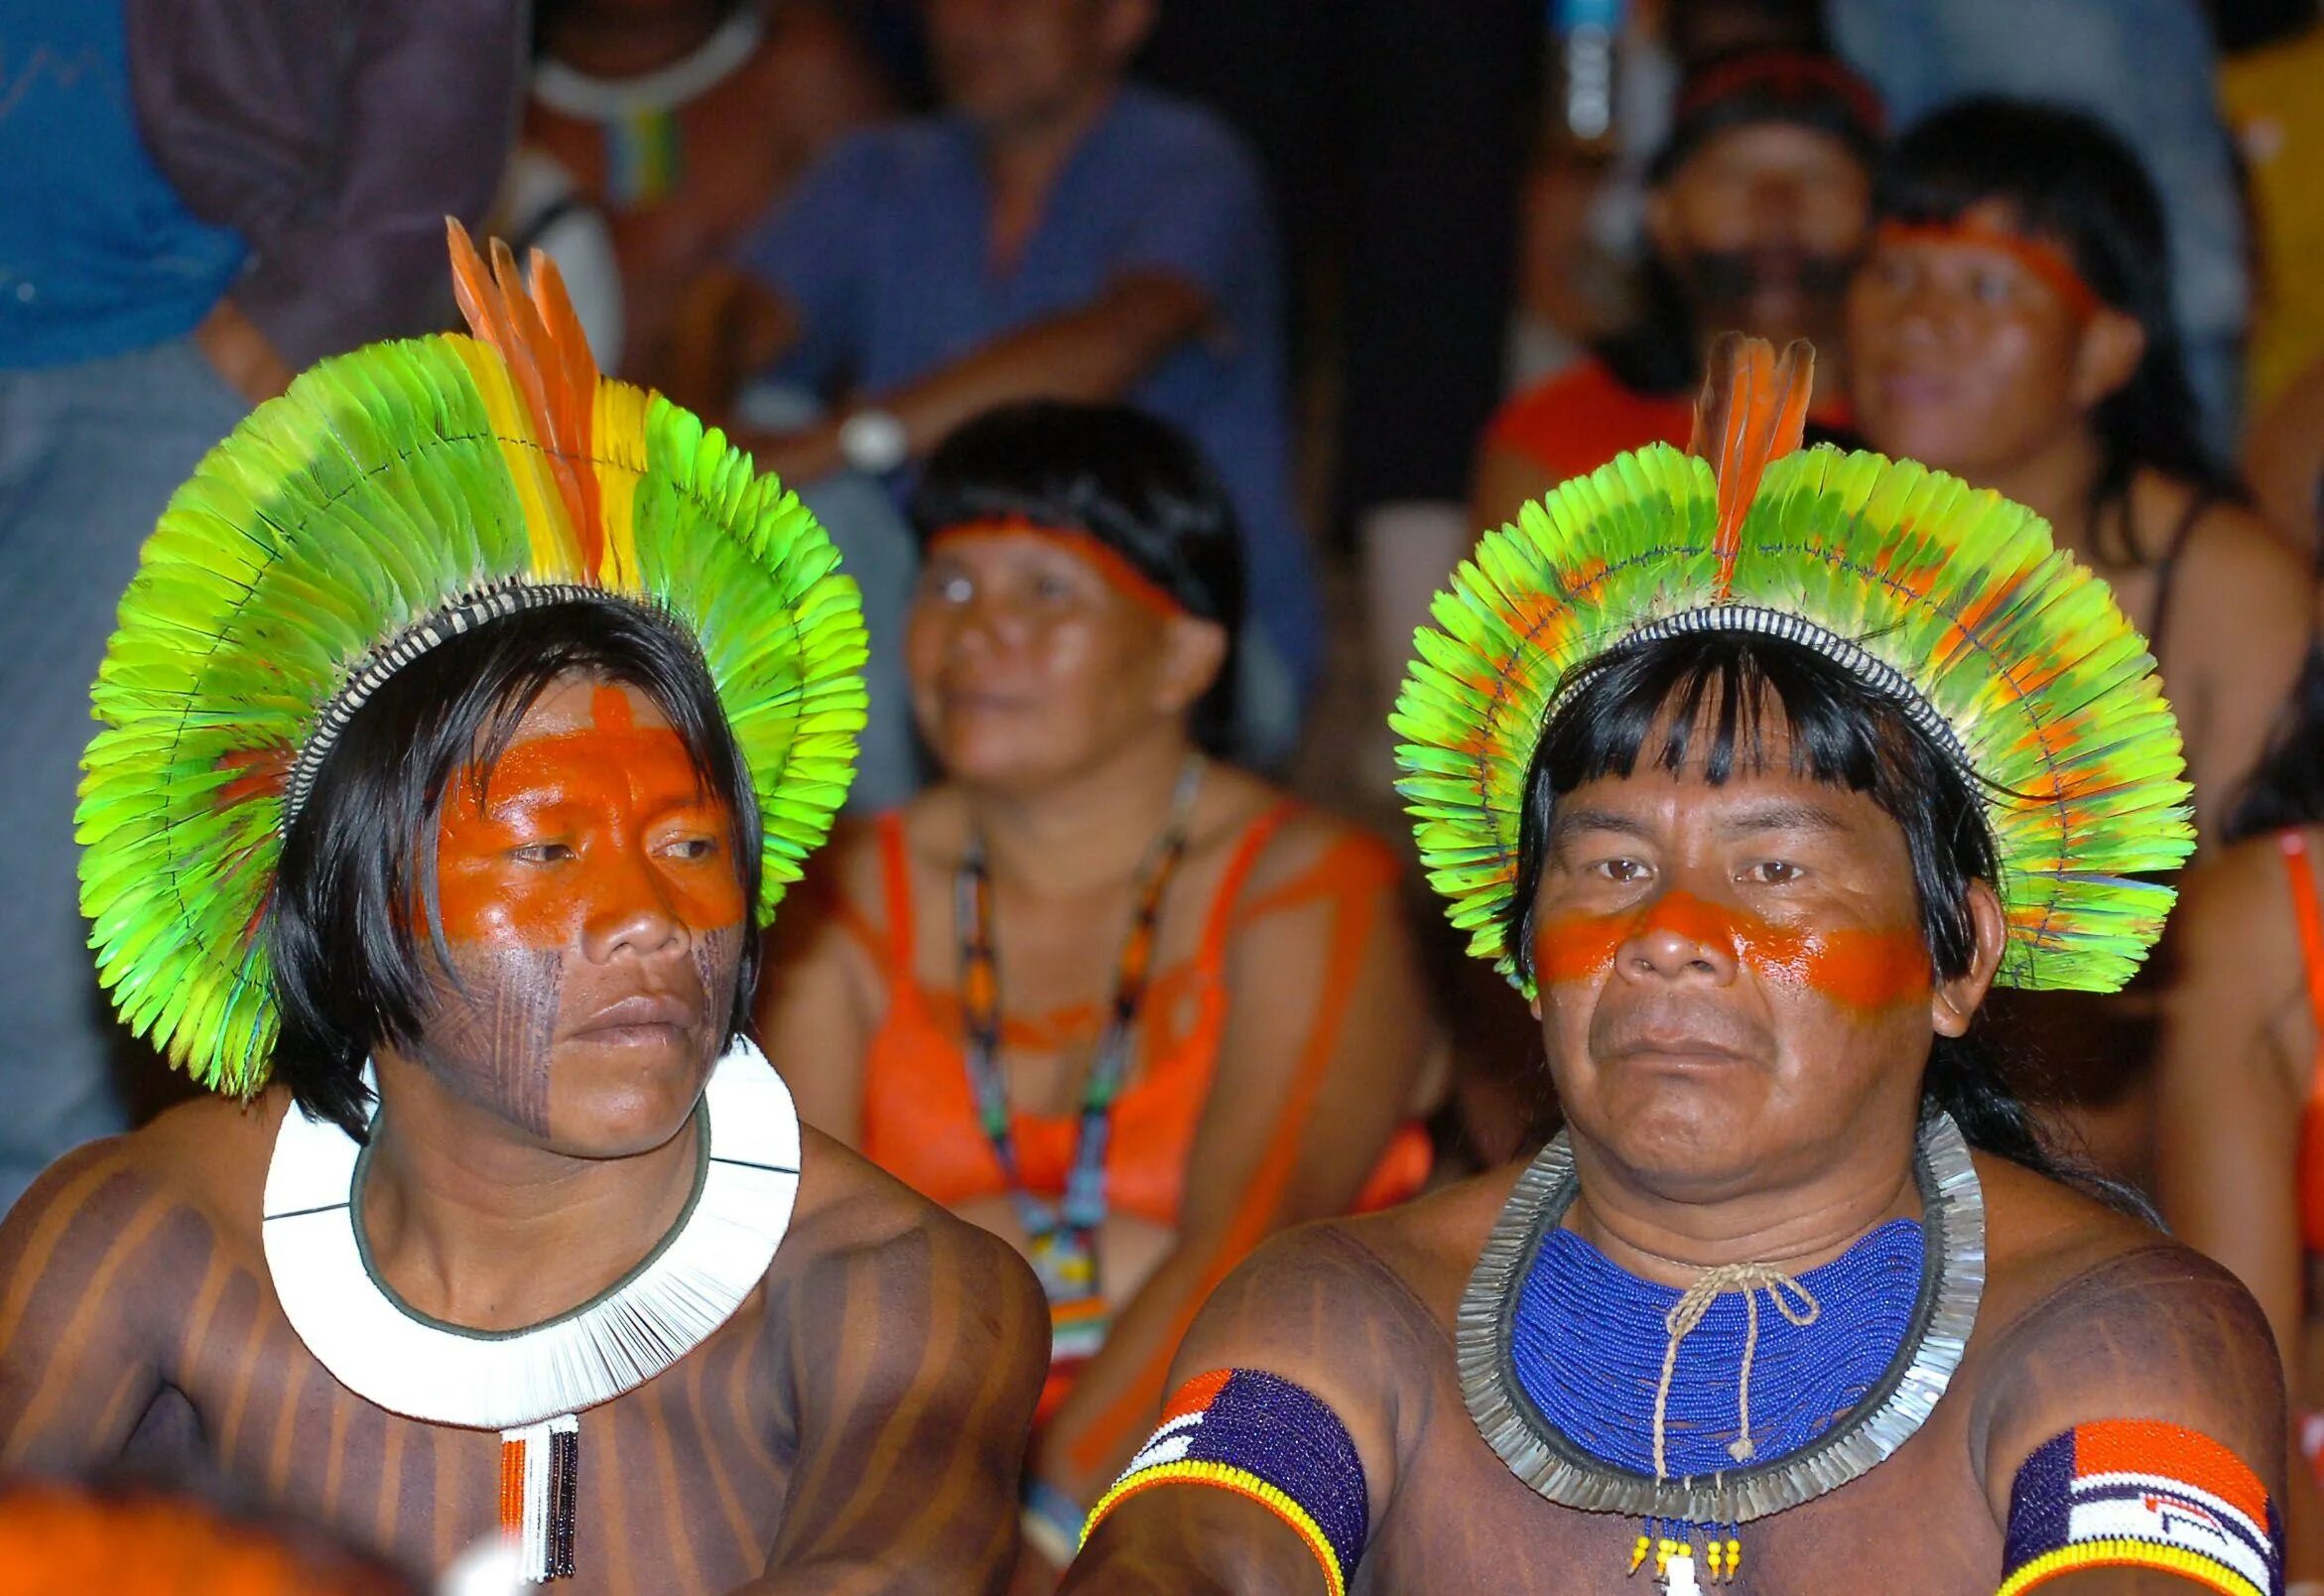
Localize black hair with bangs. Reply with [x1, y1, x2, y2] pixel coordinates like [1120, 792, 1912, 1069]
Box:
[266, 595, 763, 1141]
[910, 400, 1245, 756]
[1501, 626, 2073, 1178]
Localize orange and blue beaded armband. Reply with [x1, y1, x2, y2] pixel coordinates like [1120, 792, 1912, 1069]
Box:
[1083, 1369, 1368, 1596]
[1999, 1419, 2281, 1596]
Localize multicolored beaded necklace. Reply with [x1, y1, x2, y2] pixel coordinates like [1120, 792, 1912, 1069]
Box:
[1457, 1112, 1986, 1592]
[955, 755, 1205, 1371]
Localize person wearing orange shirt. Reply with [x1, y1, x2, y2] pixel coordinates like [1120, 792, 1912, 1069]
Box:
[756, 400, 1440, 1585]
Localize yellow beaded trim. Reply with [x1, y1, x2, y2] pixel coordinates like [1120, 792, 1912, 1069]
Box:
[1084, 1460, 1348, 1596]
[1996, 1538, 2261, 1596]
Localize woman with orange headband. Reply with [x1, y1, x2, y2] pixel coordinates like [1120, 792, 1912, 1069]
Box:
[755, 399, 1440, 1584]
[1849, 98, 2320, 1191]
[1849, 98, 2312, 848]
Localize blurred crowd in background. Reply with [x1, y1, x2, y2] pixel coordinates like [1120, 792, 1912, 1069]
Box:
[12, 0, 2324, 1582]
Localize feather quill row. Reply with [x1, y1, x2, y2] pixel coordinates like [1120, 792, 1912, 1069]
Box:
[1392, 334, 2193, 997]
[76, 221, 867, 1094]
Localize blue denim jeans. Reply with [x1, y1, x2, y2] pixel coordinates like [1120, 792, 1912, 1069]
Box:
[0, 337, 246, 1212]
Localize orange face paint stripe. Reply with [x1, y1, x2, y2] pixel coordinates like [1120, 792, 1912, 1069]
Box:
[433, 692, 745, 947]
[1875, 219, 2102, 322]
[929, 518, 1186, 620]
[1532, 890, 1931, 1010]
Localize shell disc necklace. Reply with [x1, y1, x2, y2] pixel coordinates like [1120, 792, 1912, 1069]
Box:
[263, 1035, 802, 1582]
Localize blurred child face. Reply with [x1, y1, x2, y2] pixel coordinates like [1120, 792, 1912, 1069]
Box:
[1648, 122, 1872, 353]
[906, 528, 1223, 793]
[1847, 200, 2142, 481]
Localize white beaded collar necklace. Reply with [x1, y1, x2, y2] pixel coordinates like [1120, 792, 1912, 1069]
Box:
[263, 1036, 800, 1585]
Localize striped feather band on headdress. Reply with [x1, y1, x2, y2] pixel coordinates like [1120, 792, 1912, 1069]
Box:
[1391, 333, 2194, 998]
[76, 221, 868, 1095]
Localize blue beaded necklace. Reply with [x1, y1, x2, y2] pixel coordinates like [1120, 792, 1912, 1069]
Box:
[1456, 1114, 1987, 1592]
[1511, 1219, 1925, 1482]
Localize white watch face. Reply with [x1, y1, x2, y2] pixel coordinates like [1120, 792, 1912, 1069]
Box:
[839, 408, 908, 473]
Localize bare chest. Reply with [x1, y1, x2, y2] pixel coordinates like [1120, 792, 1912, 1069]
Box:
[1362, 1398, 2000, 1593]
[157, 1259, 796, 1593]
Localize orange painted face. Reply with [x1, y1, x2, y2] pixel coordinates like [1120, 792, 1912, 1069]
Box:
[1848, 200, 2107, 478]
[433, 684, 745, 950]
[904, 526, 1216, 791]
[411, 678, 746, 1152]
[1527, 737, 1975, 1192]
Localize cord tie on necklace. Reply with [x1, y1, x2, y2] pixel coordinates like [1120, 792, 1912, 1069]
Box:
[1650, 1263, 1821, 1478]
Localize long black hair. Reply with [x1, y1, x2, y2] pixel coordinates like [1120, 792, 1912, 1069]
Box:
[267, 595, 762, 1140]
[1501, 625, 2078, 1182]
[910, 400, 1246, 755]
[1876, 98, 2239, 547]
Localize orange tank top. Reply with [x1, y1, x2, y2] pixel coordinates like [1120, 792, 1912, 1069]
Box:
[850, 806, 1430, 1225]
[2277, 830, 2324, 1251]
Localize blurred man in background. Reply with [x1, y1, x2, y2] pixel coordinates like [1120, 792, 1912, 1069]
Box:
[1474, 47, 1880, 531]
[689, 0, 1320, 773]
[0, 0, 523, 1213]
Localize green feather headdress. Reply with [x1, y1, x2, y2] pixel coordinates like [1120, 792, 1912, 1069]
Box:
[1393, 337, 2193, 998]
[77, 224, 868, 1094]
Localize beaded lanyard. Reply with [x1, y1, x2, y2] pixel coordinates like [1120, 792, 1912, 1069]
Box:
[955, 757, 1205, 1356]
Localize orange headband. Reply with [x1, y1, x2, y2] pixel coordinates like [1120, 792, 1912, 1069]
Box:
[1874, 218, 2102, 321]
[926, 517, 1187, 619]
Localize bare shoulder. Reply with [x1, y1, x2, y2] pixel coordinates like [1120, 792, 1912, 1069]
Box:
[2147, 474, 2313, 597]
[2170, 831, 2306, 997]
[4, 1091, 282, 1254]
[780, 1124, 1042, 1321]
[1175, 1166, 1520, 1414]
[1969, 1155, 2283, 1482]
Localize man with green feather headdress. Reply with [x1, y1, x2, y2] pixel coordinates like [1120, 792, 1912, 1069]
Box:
[0, 228, 1046, 1593]
[1063, 338, 2289, 1595]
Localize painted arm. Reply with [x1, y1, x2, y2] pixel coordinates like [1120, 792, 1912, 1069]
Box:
[1981, 1246, 2290, 1595]
[1062, 1225, 1405, 1594]
[750, 1180, 1047, 1593]
[1033, 830, 1432, 1513]
[0, 1142, 177, 1468]
[2154, 840, 2324, 1581]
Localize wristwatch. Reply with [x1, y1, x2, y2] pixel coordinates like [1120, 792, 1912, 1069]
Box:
[837, 406, 909, 474]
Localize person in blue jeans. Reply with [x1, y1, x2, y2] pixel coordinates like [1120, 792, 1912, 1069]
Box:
[0, 0, 521, 1212]
[693, 0, 1323, 771]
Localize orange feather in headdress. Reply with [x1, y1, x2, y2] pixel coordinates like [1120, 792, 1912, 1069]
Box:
[1688, 332, 1815, 598]
[445, 218, 604, 574]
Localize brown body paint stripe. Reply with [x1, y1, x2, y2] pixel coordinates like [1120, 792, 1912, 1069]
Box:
[2, 1193, 175, 1454]
[642, 1376, 708, 1592]
[0, 1158, 136, 1351]
[682, 1346, 761, 1564]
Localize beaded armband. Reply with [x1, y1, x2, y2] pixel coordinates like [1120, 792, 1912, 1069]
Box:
[1083, 1369, 1368, 1596]
[1999, 1420, 2281, 1596]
